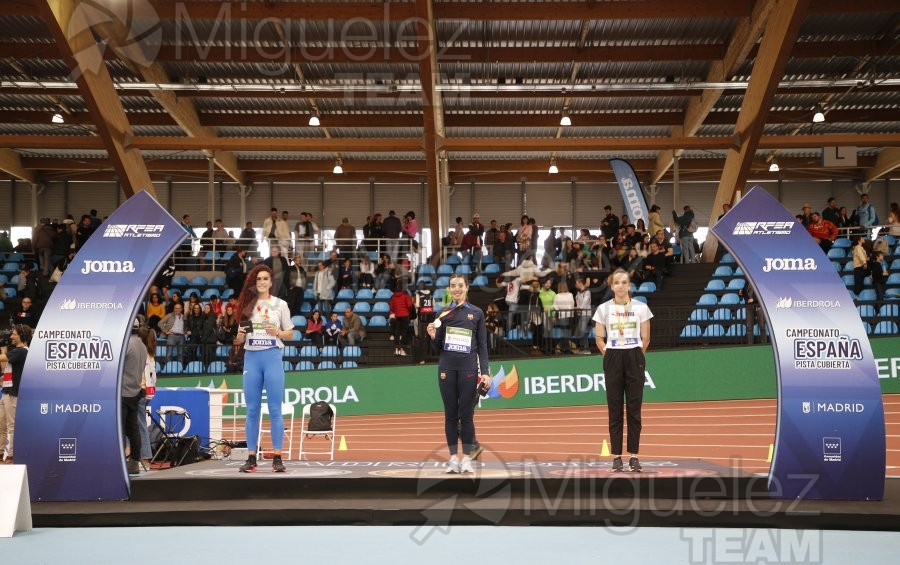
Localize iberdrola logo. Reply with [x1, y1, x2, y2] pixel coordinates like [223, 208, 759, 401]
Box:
[487, 365, 520, 399]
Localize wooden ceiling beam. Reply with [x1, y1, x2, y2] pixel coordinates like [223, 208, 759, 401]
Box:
[865, 147, 900, 182]
[0, 148, 35, 183]
[38, 0, 154, 198]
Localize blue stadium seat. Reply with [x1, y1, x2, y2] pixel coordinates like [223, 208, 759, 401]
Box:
[890, 259, 900, 271]
[336, 288, 354, 300]
[300, 346, 319, 358]
[208, 361, 227, 373]
[444, 255, 461, 266]
[704, 279, 726, 291]
[833, 237, 851, 248]
[222, 288, 234, 299]
[726, 324, 747, 337]
[879, 304, 899, 317]
[721, 253, 735, 264]
[283, 360, 295, 371]
[506, 328, 532, 340]
[291, 315, 307, 327]
[471, 275, 489, 287]
[183, 287, 201, 299]
[304, 289, 316, 299]
[300, 302, 312, 313]
[456, 264, 472, 275]
[857, 305, 876, 318]
[637, 282, 656, 293]
[435, 276, 450, 288]
[2, 262, 19, 273]
[680, 324, 703, 338]
[733, 267, 744, 276]
[719, 293, 741, 305]
[185, 361, 205, 373]
[735, 307, 746, 320]
[712, 266, 733, 277]
[434, 288, 446, 302]
[887, 273, 900, 285]
[436, 264, 454, 275]
[417, 276, 435, 287]
[483, 263, 500, 274]
[353, 302, 371, 313]
[712, 307, 733, 321]
[874, 321, 898, 335]
[296, 361, 315, 371]
[688, 309, 709, 322]
[318, 361, 337, 370]
[726, 278, 746, 290]
[356, 288, 374, 300]
[171, 275, 189, 287]
[703, 324, 726, 338]
[826, 248, 846, 259]
[283, 345, 299, 358]
[210, 275, 226, 287]
[375, 289, 393, 300]
[842, 275, 854, 287]
[190, 276, 209, 286]
[163, 361, 183, 374]
[343, 346, 362, 358]
[341, 361, 359, 369]
[858, 289, 877, 301]
[216, 345, 230, 359]
[333, 301, 351, 312]
[292, 329, 304, 341]
[697, 294, 718, 306]
[368, 315, 388, 327]
[321, 345, 340, 357]
[418, 265, 436, 276]
[372, 301, 390, 313]
[632, 295, 648, 303]
[201, 288, 219, 300]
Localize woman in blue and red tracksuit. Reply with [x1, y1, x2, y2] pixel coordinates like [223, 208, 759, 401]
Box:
[426, 274, 491, 474]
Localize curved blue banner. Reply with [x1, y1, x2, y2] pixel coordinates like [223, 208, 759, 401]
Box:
[711, 186, 885, 500]
[16, 191, 185, 501]
[610, 159, 650, 225]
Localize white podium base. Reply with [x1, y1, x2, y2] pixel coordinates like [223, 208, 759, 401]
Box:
[0, 465, 32, 538]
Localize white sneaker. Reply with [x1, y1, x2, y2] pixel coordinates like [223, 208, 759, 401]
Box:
[398, 349, 407, 356]
[459, 456, 474, 474]
[445, 457, 460, 474]
[389, 335, 395, 341]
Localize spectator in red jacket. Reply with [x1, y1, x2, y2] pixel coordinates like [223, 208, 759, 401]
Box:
[807, 211, 838, 252]
[389, 284, 414, 357]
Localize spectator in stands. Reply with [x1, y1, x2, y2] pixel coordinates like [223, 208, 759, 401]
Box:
[544, 227, 561, 265]
[574, 277, 593, 354]
[333, 217, 357, 255]
[853, 193, 879, 231]
[362, 213, 384, 253]
[146, 293, 166, 332]
[313, 261, 336, 315]
[75, 214, 95, 250]
[234, 264, 295, 474]
[624, 224, 642, 248]
[262, 245, 290, 300]
[402, 211, 419, 260]
[425, 274, 491, 474]
[305, 309, 324, 348]
[515, 215, 533, 264]
[177, 214, 197, 269]
[593, 268, 653, 473]
[635, 234, 652, 258]
[32, 218, 55, 277]
[641, 242, 668, 290]
[871, 250, 888, 308]
[492, 230, 513, 272]
[339, 306, 366, 347]
[822, 198, 841, 226]
[50, 224, 72, 272]
[390, 282, 414, 356]
[225, 248, 250, 297]
[262, 208, 290, 257]
[887, 202, 900, 237]
[238, 222, 258, 256]
[198, 221, 215, 268]
[336, 257, 355, 292]
[835, 206, 853, 230]
[621, 248, 644, 279]
[0, 324, 31, 465]
[358, 254, 375, 289]
[484, 302, 503, 353]
[459, 224, 483, 271]
[12, 238, 31, 254]
[159, 302, 187, 365]
[0, 231, 12, 253]
[552, 280, 575, 354]
[851, 235, 869, 295]
[374, 253, 393, 290]
[165, 291, 183, 314]
[484, 219, 499, 249]
[217, 303, 238, 344]
[647, 205, 665, 238]
[185, 302, 204, 363]
[287, 255, 307, 316]
[526, 280, 546, 355]
[382, 210, 403, 261]
[449, 216, 465, 249]
[199, 304, 218, 366]
[799, 203, 813, 226]
[601, 205, 620, 241]
[672, 206, 697, 263]
[324, 311, 342, 346]
[208, 294, 224, 317]
[807, 211, 838, 252]
[121, 320, 146, 475]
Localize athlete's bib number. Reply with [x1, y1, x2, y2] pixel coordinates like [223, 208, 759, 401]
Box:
[443, 327, 473, 353]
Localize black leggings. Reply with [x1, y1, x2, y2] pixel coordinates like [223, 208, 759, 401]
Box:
[437, 367, 478, 456]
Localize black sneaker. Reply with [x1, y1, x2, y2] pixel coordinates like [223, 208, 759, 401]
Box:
[470, 443, 484, 460]
[629, 456, 642, 473]
[611, 456, 624, 472]
[126, 459, 141, 475]
[239, 454, 258, 473]
[272, 455, 286, 473]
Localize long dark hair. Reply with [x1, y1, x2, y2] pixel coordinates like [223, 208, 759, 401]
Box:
[234, 264, 273, 321]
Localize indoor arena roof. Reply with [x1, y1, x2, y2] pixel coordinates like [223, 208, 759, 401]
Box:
[0, 0, 898, 189]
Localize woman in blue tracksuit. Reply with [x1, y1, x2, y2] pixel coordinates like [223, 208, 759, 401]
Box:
[234, 264, 294, 473]
[426, 274, 492, 474]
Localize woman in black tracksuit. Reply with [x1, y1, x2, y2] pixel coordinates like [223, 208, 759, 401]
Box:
[426, 274, 491, 474]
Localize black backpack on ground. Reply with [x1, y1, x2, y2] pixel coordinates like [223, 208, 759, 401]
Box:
[307, 401, 334, 432]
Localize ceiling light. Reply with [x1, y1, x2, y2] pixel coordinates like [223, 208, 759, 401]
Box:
[548, 158, 559, 174]
[333, 159, 343, 174]
[51, 112, 64, 124]
[812, 108, 825, 123]
[308, 110, 320, 126]
[559, 113, 572, 126]
[768, 161, 779, 172]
